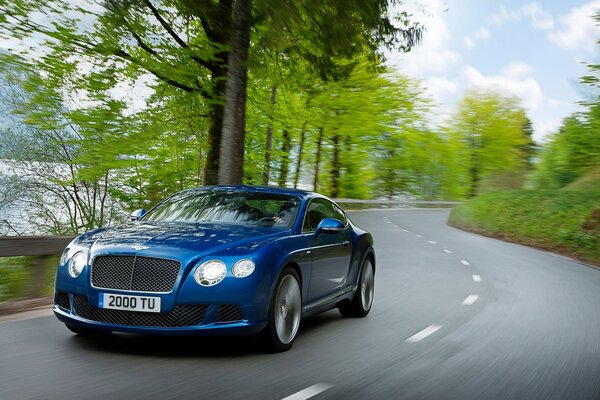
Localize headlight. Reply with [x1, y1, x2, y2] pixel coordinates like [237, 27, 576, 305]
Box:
[194, 260, 227, 286]
[68, 251, 87, 278]
[232, 259, 255, 278]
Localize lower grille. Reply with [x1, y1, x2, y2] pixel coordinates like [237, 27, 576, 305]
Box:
[216, 304, 244, 322]
[55, 292, 70, 310]
[72, 295, 207, 327]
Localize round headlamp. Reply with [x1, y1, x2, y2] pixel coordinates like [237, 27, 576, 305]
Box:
[194, 260, 227, 286]
[68, 251, 87, 278]
[232, 259, 255, 278]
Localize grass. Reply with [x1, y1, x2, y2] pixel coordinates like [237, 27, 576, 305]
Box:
[448, 188, 600, 265]
[0, 256, 58, 302]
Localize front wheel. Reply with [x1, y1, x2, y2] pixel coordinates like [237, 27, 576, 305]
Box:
[263, 268, 302, 352]
[339, 257, 374, 318]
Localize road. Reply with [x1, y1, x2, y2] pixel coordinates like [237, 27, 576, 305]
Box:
[1, 209, 600, 400]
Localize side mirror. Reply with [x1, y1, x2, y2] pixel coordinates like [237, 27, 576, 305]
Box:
[315, 218, 344, 236]
[130, 208, 146, 221]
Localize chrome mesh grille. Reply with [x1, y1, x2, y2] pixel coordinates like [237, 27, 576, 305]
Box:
[55, 292, 70, 310]
[72, 295, 207, 327]
[91, 255, 181, 293]
[216, 304, 244, 323]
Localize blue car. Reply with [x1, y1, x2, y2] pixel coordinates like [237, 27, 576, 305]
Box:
[54, 185, 375, 351]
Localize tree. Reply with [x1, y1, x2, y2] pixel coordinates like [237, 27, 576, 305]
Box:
[448, 90, 531, 196]
[0, 0, 422, 185]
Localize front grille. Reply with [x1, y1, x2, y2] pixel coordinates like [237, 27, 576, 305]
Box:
[91, 255, 181, 293]
[55, 292, 70, 310]
[216, 304, 244, 322]
[73, 295, 207, 327]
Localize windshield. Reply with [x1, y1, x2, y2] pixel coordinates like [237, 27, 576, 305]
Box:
[142, 190, 301, 229]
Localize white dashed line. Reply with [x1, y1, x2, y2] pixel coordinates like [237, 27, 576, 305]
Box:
[443, 249, 452, 254]
[460, 259, 470, 266]
[416, 234, 423, 238]
[405, 325, 442, 343]
[392, 224, 399, 228]
[282, 383, 334, 400]
[462, 295, 479, 305]
[402, 229, 410, 232]
[472, 274, 482, 282]
[428, 240, 437, 245]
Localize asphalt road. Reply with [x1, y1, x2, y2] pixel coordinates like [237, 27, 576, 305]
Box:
[1, 209, 600, 400]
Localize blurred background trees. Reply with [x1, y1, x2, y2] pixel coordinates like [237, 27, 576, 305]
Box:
[0, 2, 598, 235]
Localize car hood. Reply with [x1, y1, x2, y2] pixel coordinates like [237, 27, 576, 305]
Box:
[76, 221, 289, 257]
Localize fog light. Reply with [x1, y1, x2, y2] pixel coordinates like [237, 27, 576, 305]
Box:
[232, 259, 255, 278]
[194, 260, 226, 286]
[68, 251, 86, 278]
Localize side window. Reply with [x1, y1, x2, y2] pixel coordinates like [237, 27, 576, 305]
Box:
[302, 199, 340, 232]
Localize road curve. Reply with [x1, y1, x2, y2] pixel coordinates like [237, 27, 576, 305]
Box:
[1, 209, 599, 400]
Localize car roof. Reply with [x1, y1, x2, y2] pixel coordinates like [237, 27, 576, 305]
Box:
[188, 185, 318, 199]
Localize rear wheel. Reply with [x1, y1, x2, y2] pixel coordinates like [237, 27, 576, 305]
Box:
[263, 268, 302, 352]
[339, 257, 374, 318]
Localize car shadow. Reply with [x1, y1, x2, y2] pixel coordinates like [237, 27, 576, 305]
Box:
[69, 310, 346, 358]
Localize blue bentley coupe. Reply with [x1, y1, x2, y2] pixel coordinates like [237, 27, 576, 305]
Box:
[54, 185, 375, 351]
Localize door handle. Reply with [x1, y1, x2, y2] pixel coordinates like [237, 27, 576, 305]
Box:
[341, 240, 350, 248]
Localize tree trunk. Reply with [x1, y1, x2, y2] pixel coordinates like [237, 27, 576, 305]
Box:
[313, 127, 324, 192]
[263, 85, 277, 185]
[293, 121, 307, 188]
[218, 0, 252, 185]
[204, 69, 226, 185]
[331, 133, 340, 198]
[277, 129, 291, 186]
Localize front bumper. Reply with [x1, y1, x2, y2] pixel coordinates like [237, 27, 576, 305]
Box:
[53, 293, 267, 336]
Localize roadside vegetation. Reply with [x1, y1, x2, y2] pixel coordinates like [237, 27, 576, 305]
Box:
[449, 187, 600, 265]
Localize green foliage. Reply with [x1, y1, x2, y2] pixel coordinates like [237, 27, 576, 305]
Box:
[532, 107, 600, 189]
[449, 188, 600, 265]
[446, 90, 531, 197]
[0, 256, 58, 301]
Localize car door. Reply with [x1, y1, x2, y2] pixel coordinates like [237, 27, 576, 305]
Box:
[303, 199, 353, 303]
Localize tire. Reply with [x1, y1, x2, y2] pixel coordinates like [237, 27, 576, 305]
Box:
[65, 324, 111, 337]
[263, 267, 302, 352]
[339, 256, 374, 318]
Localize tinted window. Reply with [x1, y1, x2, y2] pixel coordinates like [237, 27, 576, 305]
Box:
[302, 199, 339, 232]
[143, 190, 300, 229]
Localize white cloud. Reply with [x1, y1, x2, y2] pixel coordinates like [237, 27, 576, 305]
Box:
[426, 76, 459, 103]
[460, 65, 544, 110]
[386, 0, 461, 77]
[490, 2, 554, 30]
[547, 0, 600, 51]
[501, 62, 534, 79]
[464, 27, 491, 49]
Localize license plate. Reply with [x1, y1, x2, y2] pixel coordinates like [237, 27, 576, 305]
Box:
[99, 293, 161, 313]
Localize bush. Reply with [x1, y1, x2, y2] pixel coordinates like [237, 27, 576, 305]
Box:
[448, 189, 600, 265]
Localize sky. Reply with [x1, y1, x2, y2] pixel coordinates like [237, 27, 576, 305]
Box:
[387, 0, 600, 142]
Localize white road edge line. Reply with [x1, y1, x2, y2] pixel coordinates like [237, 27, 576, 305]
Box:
[405, 325, 442, 343]
[443, 249, 452, 254]
[282, 383, 334, 400]
[462, 294, 479, 305]
[428, 240, 437, 245]
[460, 259, 470, 266]
[472, 274, 482, 282]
